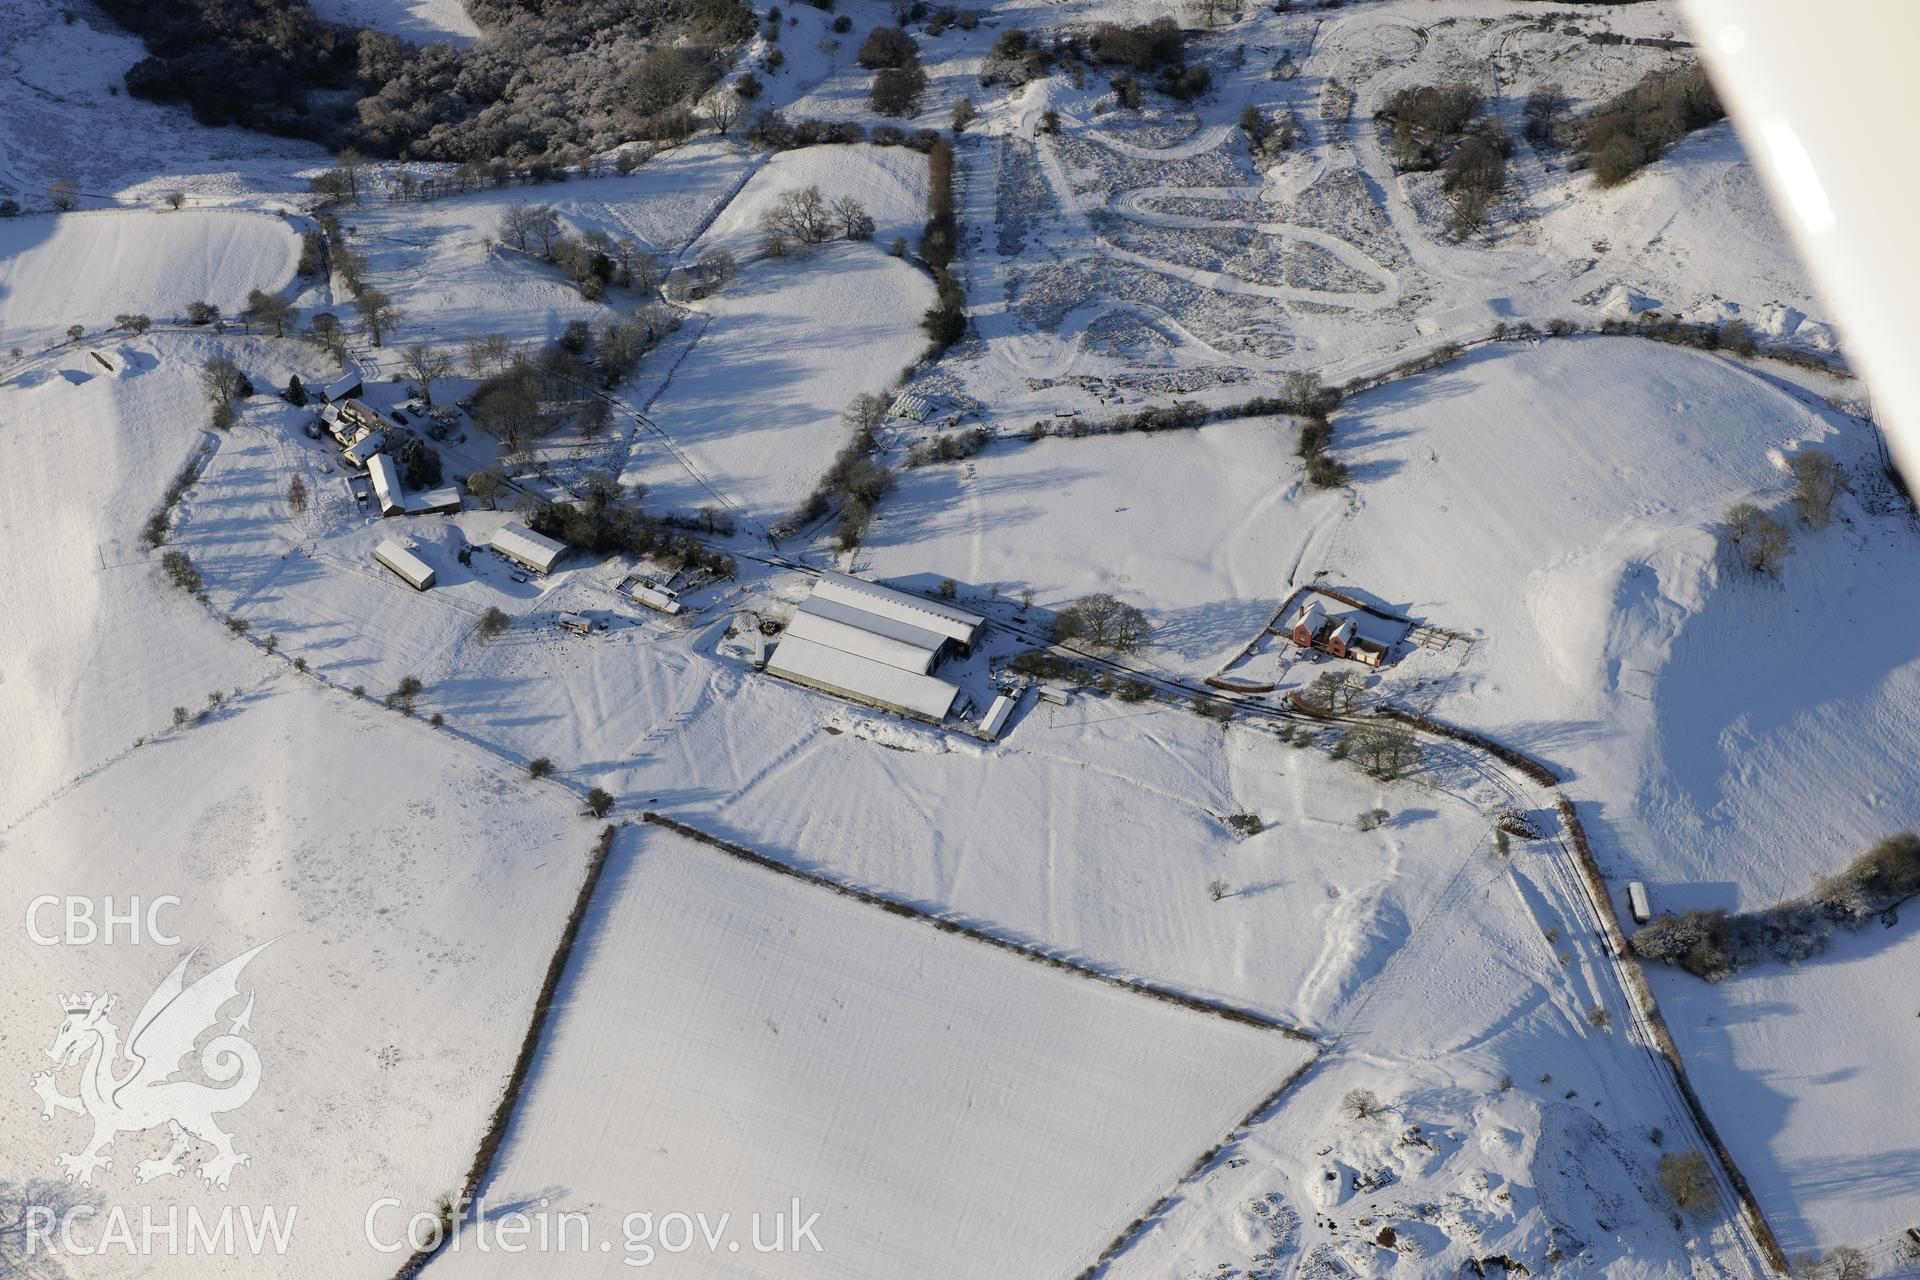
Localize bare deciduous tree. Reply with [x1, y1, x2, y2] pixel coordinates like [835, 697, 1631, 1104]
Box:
[199, 355, 240, 407]
[1788, 450, 1844, 529]
[760, 185, 835, 253]
[842, 391, 890, 434]
[615, 238, 659, 290]
[833, 195, 875, 241]
[1052, 593, 1151, 652]
[476, 605, 511, 641]
[307, 313, 350, 365]
[1657, 1150, 1714, 1216]
[353, 289, 402, 347]
[465, 331, 513, 377]
[706, 87, 743, 135]
[1339, 721, 1419, 780]
[696, 246, 735, 288]
[499, 204, 559, 255]
[245, 288, 297, 338]
[400, 341, 454, 405]
[1343, 1088, 1384, 1120]
[1724, 502, 1794, 575]
[335, 148, 369, 203]
[474, 383, 541, 455]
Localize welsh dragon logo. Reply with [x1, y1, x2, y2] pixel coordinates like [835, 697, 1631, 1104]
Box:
[31, 940, 274, 1190]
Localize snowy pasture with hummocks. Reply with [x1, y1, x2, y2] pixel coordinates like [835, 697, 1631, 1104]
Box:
[1281, 338, 1920, 1254]
[443, 824, 1312, 1280]
[0, 209, 302, 352]
[0, 679, 597, 1279]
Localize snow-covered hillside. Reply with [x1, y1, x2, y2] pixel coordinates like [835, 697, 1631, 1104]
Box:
[0, 211, 301, 352]
[0, 679, 597, 1278]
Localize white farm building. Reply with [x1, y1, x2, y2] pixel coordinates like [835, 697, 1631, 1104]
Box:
[490, 521, 568, 574]
[766, 573, 985, 723]
[366, 453, 403, 516]
[373, 539, 435, 591]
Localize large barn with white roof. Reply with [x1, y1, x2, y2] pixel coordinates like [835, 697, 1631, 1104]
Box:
[766, 573, 985, 722]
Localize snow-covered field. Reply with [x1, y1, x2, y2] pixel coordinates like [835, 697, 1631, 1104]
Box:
[343, 141, 757, 353]
[624, 245, 932, 523]
[695, 143, 931, 261]
[0, 678, 596, 1278]
[0, 0, 328, 206]
[861, 420, 1311, 676]
[622, 145, 935, 524]
[1317, 337, 1920, 1256]
[0, 211, 301, 352]
[439, 824, 1309, 1280]
[306, 0, 481, 45]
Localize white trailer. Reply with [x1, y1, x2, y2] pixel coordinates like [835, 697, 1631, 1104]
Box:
[1627, 881, 1651, 926]
[374, 539, 435, 591]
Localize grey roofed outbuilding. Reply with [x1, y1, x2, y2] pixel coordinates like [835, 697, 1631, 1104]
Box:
[373, 539, 435, 590]
[797, 593, 950, 654]
[343, 431, 388, 467]
[809, 573, 984, 648]
[761, 572, 985, 722]
[403, 486, 462, 514]
[322, 372, 363, 403]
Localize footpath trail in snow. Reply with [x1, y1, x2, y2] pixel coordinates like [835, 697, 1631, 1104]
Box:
[1110, 183, 1402, 307]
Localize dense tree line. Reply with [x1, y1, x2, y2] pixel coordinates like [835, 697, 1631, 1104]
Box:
[919, 139, 966, 353]
[525, 472, 736, 577]
[1634, 833, 1920, 981]
[1579, 63, 1724, 186]
[100, 0, 755, 161]
[103, 0, 362, 141]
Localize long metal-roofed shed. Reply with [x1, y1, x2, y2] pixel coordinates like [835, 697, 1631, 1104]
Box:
[490, 521, 568, 574]
[810, 572, 984, 654]
[765, 573, 986, 723]
[374, 539, 435, 591]
[767, 635, 962, 722]
[783, 595, 948, 674]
